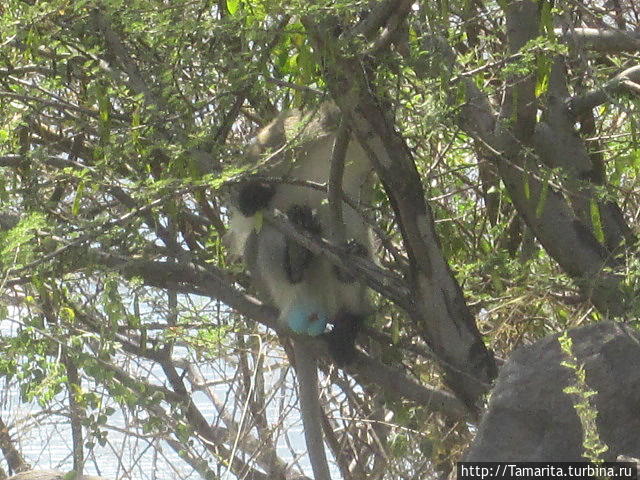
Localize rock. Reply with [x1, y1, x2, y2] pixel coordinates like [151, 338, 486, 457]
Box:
[465, 322, 640, 461]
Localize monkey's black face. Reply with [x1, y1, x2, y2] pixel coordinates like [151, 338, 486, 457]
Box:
[237, 181, 276, 217]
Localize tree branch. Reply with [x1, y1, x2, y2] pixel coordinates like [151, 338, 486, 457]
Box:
[304, 18, 496, 408]
[0, 416, 30, 475]
[568, 65, 640, 116]
[555, 27, 640, 53]
[292, 340, 332, 480]
[418, 35, 628, 315]
[75, 252, 469, 420]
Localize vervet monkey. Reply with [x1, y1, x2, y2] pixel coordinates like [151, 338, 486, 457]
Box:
[225, 103, 374, 364]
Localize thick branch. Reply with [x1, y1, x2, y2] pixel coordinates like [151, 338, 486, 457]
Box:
[304, 19, 496, 407]
[500, 0, 539, 141]
[535, 60, 634, 252]
[328, 121, 350, 244]
[94, 252, 469, 418]
[292, 340, 332, 480]
[555, 27, 640, 53]
[420, 36, 628, 315]
[568, 65, 640, 116]
[0, 416, 30, 474]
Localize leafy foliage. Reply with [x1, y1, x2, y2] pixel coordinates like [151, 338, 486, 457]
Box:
[0, 0, 639, 478]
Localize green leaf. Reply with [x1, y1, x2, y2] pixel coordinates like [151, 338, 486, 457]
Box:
[535, 169, 551, 218]
[1, 212, 46, 264]
[523, 176, 530, 201]
[253, 211, 264, 233]
[589, 200, 605, 244]
[391, 315, 399, 344]
[72, 180, 85, 216]
[535, 56, 551, 98]
[227, 0, 241, 15]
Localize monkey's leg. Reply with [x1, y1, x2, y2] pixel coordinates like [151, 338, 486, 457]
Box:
[326, 240, 370, 365]
[284, 205, 322, 283]
[326, 310, 364, 366]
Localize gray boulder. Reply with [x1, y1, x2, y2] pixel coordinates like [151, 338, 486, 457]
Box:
[466, 322, 640, 461]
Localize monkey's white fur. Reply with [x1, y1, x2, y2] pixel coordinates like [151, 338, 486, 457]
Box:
[225, 104, 373, 335]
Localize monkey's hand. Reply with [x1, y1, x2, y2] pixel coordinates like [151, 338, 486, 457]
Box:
[334, 239, 368, 284]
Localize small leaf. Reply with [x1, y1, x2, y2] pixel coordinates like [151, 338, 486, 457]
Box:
[253, 211, 264, 233]
[535, 169, 551, 218]
[227, 0, 241, 15]
[72, 180, 85, 216]
[391, 316, 399, 344]
[523, 176, 530, 201]
[590, 200, 605, 244]
[535, 56, 551, 98]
